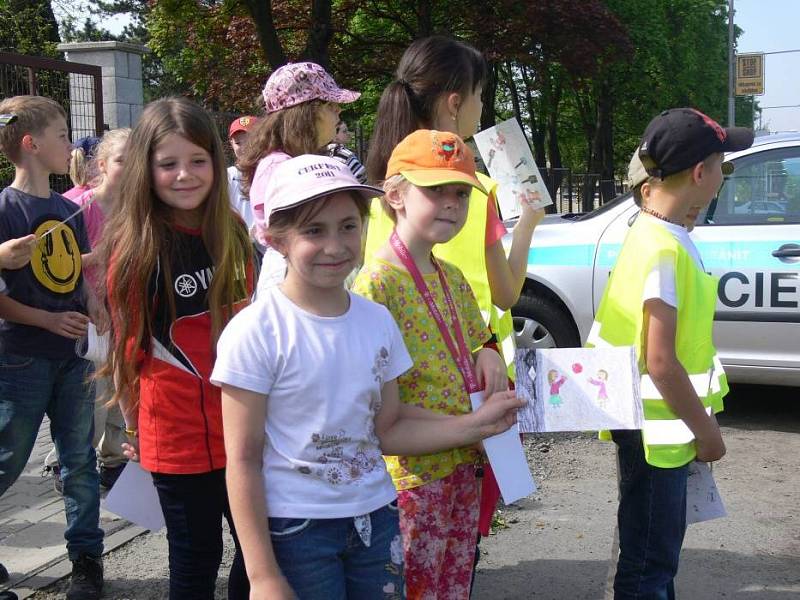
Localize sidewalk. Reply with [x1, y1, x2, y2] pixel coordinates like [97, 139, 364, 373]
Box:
[0, 418, 144, 599]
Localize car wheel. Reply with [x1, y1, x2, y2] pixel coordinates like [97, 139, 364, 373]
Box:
[512, 292, 580, 349]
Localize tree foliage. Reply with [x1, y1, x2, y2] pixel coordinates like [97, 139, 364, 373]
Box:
[14, 0, 754, 203]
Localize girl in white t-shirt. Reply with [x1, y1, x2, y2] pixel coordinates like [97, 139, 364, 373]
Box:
[211, 154, 523, 600]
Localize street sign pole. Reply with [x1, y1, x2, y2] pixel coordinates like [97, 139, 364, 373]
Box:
[728, 0, 736, 126]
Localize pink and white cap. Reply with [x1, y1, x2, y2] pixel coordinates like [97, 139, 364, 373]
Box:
[262, 154, 383, 228]
[262, 62, 361, 114]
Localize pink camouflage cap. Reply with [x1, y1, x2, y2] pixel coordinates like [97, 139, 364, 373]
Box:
[262, 62, 361, 114]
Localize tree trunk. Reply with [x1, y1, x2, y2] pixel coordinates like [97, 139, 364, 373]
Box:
[481, 61, 497, 130]
[302, 0, 333, 67]
[417, 0, 433, 37]
[592, 78, 615, 204]
[241, 0, 287, 68]
[519, 64, 547, 170]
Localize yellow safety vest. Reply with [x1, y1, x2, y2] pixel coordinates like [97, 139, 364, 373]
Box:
[586, 217, 727, 468]
[364, 172, 517, 380]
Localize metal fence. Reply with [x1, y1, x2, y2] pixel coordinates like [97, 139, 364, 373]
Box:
[0, 51, 104, 192]
[541, 168, 627, 214]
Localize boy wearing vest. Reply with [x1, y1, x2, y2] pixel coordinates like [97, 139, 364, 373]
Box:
[590, 108, 753, 599]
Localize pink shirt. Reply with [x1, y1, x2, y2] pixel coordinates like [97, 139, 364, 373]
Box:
[74, 188, 107, 288]
[63, 185, 90, 201]
[250, 151, 291, 245]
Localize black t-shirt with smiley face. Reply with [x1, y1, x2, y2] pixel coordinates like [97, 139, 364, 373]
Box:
[0, 186, 90, 359]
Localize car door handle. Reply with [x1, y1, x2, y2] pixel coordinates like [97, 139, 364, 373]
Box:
[772, 244, 800, 261]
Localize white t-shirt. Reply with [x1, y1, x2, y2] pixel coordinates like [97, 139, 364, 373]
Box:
[227, 166, 255, 233]
[211, 287, 412, 519]
[255, 247, 287, 297]
[641, 214, 704, 308]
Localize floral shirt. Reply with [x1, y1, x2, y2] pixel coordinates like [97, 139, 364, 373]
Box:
[353, 257, 491, 490]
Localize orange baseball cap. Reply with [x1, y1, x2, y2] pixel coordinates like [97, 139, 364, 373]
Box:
[386, 129, 486, 194]
[228, 115, 258, 138]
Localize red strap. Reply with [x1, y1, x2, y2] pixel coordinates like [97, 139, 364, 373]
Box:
[389, 230, 480, 393]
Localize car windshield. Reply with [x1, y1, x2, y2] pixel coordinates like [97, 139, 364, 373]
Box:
[575, 192, 632, 221]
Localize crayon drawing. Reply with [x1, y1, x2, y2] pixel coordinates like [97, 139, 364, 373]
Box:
[515, 347, 643, 433]
[474, 118, 553, 219]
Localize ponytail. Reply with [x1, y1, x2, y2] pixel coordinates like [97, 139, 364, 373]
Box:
[366, 81, 419, 184]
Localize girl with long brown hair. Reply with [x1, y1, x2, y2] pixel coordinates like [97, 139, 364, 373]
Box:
[236, 62, 360, 294]
[100, 97, 253, 600]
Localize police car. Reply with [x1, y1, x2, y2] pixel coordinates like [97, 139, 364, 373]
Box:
[510, 132, 800, 386]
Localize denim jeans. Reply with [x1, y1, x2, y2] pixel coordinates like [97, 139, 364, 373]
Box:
[0, 352, 103, 560]
[612, 430, 689, 600]
[151, 469, 249, 600]
[269, 502, 404, 600]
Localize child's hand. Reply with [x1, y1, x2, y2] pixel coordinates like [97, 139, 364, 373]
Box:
[47, 311, 90, 339]
[121, 439, 140, 462]
[473, 390, 524, 438]
[520, 199, 545, 227]
[695, 414, 726, 462]
[474, 348, 508, 396]
[90, 304, 110, 335]
[0, 235, 36, 270]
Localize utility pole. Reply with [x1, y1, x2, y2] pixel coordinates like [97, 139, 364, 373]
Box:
[728, 0, 736, 126]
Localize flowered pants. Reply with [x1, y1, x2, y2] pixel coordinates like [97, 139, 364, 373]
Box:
[397, 463, 480, 599]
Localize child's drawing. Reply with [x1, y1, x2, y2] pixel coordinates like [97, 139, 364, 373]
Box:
[514, 347, 643, 433]
[547, 370, 567, 408]
[474, 118, 553, 219]
[587, 369, 609, 409]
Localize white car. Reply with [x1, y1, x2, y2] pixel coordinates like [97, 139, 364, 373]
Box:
[509, 132, 800, 386]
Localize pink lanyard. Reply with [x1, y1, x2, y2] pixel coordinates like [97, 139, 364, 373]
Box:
[390, 230, 480, 393]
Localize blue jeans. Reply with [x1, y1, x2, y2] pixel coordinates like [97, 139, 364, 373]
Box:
[151, 469, 248, 600]
[269, 502, 404, 599]
[612, 430, 689, 600]
[0, 352, 103, 560]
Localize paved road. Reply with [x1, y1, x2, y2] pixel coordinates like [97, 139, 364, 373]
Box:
[6, 384, 799, 599]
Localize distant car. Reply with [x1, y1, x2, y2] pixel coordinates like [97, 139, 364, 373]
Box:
[507, 132, 800, 386]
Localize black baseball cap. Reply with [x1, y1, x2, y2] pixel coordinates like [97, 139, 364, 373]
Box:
[638, 108, 754, 178]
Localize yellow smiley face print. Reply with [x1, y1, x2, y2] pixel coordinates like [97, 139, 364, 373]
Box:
[31, 220, 82, 294]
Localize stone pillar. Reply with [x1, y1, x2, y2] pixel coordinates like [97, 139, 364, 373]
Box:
[57, 41, 149, 132]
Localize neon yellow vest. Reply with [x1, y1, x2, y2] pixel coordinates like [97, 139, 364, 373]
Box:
[364, 173, 517, 379]
[586, 217, 727, 468]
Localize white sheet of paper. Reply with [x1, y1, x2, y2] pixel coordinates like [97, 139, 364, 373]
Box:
[515, 347, 643, 433]
[686, 461, 727, 524]
[473, 117, 553, 219]
[470, 391, 536, 504]
[103, 461, 165, 531]
[75, 323, 110, 363]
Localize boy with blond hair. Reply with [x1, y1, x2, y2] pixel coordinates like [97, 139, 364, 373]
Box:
[589, 108, 753, 599]
[0, 96, 103, 600]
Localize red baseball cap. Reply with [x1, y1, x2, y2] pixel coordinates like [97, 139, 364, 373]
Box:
[228, 116, 258, 138]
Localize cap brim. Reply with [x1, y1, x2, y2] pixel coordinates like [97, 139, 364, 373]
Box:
[722, 127, 755, 152]
[322, 90, 361, 105]
[401, 169, 487, 195]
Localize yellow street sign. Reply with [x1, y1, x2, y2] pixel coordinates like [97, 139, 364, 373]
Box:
[736, 53, 764, 96]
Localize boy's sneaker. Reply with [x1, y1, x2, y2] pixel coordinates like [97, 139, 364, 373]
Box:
[0, 563, 18, 600]
[41, 464, 63, 495]
[99, 464, 125, 490]
[66, 555, 103, 600]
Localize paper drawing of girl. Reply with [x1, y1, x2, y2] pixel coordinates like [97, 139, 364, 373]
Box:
[588, 369, 609, 409]
[547, 370, 567, 408]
